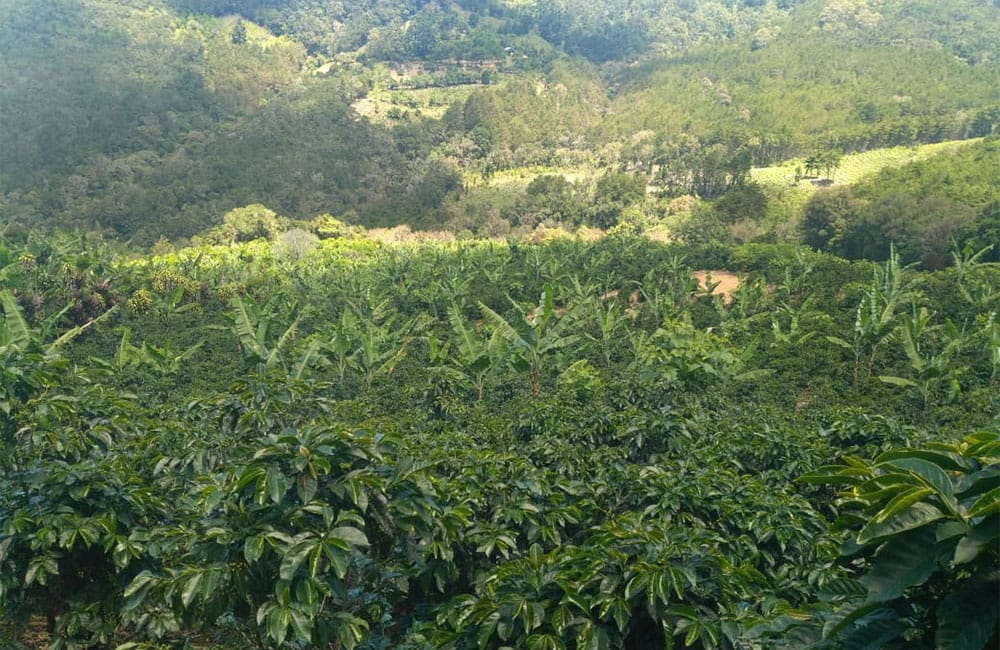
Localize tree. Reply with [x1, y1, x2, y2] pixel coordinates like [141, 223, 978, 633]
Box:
[231, 19, 247, 45]
[713, 182, 768, 224]
[587, 173, 646, 229]
[826, 247, 913, 384]
[218, 204, 283, 244]
[800, 187, 866, 252]
[957, 201, 1000, 264]
[515, 175, 583, 226]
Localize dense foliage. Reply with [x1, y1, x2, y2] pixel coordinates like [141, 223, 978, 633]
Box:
[798, 140, 1000, 267]
[1, 1, 998, 646]
[1, 231, 997, 648]
[1, 0, 997, 245]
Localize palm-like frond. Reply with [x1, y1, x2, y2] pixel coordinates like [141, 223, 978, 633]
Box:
[478, 302, 525, 349]
[231, 295, 266, 361]
[267, 311, 303, 370]
[0, 290, 32, 348]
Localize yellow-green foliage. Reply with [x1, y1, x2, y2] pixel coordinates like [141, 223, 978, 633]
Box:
[751, 139, 984, 218]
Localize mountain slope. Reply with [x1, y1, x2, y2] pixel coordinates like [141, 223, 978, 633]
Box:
[0, 0, 996, 244]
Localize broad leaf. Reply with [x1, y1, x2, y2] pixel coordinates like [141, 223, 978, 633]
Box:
[878, 375, 918, 388]
[882, 457, 958, 514]
[858, 501, 944, 545]
[0, 290, 31, 348]
[876, 448, 971, 472]
[952, 514, 1000, 565]
[967, 486, 1000, 518]
[936, 579, 999, 650]
[279, 540, 314, 581]
[330, 525, 369, 547]
[860, 527, 940, 603]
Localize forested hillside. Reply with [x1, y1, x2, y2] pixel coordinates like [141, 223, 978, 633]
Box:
[1, 1, 998, 648]
[1, 0, 997, 246]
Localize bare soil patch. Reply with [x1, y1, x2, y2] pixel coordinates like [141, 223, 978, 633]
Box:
[692, 270, 742, 303]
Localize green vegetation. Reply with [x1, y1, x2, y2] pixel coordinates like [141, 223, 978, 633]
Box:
[1, 232, 998, 648]
[799, 140, 1000, 267]
[1, 0, 998, 647]
[1, 0, 997, 247]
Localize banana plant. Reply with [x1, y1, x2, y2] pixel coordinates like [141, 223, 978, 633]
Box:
[139, 339, 207, 378]
[827, 247, 913, 384]
[352, 308, 416, 391]
[151, 284, 199, 322]
[878, 305, 965, 411]
[93, 326, 206, 379]
[584, 295, 629, 369]
[321, 309, 361, 384]
[479, 284, 580, 400]
[225, 294, 305, 373]
[769, 294, 828, 349]
[0, 290, 33, 350]
[442, 303, 506, 401]
[953, 243, 999, 313]
[354, 312, 409, 389]
[320, 300, 422, 391]
[985, 312, 1000, 386]
[90, 327, 143, 376]
[662, 254, 700, 312]
[1, 289, 116, 355]
[633, 259, 700, 326]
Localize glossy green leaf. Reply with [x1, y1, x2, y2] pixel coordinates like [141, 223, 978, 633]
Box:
[876, 448, 971, 472]
[872, 486, 935, 524]
[330, 525, 369, 547]
[837, 609, 907, 650]
[954, 467, 1000, 499]
[477, 611, 500, 650]
[860, 527, 940, 603]
[181, 571, 202, 608]
[952, 514, 1000, 565]
[798, 465, 871, 485]
[577, 623, 610, 650]
[550, 605, 577, 635]
[244, 534, 266, 564]
[289, 609, 313, 643]
[822, 602, 883, 639]
[266, 464, 286, 504]
[882, 457, 957, 513]
[279, 542, 313, 581]
[858, 500, 945, 545]
[624, 572, 649, 600]
[820, 578, 867, 598]
[24, 555, 58, 587]
[967, 486, 1000, 517]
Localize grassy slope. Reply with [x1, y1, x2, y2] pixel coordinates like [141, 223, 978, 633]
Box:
[752, 137, 982, 204]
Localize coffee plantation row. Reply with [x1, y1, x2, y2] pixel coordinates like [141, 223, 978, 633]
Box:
[1, 232, 997, 648]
